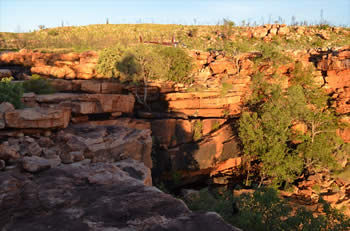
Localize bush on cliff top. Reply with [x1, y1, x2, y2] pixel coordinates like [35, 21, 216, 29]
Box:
[96, 44, 127, 78]
[0, 77, 24, 109]
[158, 46, 193, 84]
[96, 44, 193, 84]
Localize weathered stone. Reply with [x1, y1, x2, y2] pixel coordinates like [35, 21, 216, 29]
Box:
[151, 119, 193, 147]
[210, 60, 237, 75]
[80, 80, 101, 93]
[27, 142, 42, 156]
[253, 27, 268, 38]
[71, 151, 85, 162]
[71, 94, 135, 114]
[60, 152, 74, 164]
[61, 125, 153, 168]
[0, 102, 15, 113]
[0, 114, 4, 129]
[0, 159, 5, 170]
[326, 70, 350, 89]
[278, 26, 290, 35]
[0, 143, 20, 161]
[50, 79, 73, 91]
[21, 156, 51, 173]
[101, 81, 124, 93]
[36, 93, 79, 103]
[0, 162, 238, 231]
[115, 158, 152, 186]
[46, 155, 61, 168]
[167, 96, 241, 109]
[210, 157, 242, 177]
[202, 119, 225, 135]
[59, 52, 80, 61]
[151, 119, 177, 146]
[5, 107, 71, 129]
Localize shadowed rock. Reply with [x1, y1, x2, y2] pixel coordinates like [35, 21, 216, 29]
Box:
[0, 162, 239, 231]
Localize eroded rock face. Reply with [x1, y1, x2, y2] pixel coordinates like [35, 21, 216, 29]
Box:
[0, 102, 15, 129]
[21, 156, 51, 173]
[60, 124, 153, 168]
[0, 162, 238, 231]
[0, 142, 20, 161]
[23, 93, 135, 115]
[5, 107, 71, 129]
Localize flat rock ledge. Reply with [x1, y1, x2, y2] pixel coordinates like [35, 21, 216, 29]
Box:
[0, 162, 240, 231]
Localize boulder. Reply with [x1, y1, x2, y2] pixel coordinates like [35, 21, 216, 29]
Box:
[21, 156, 51, 173]
[278, 26, 290, 35]
[0, 143, 20, 161]
[60, 124, 153, 168]
[115, 158, 152, 186]
[0, 162, 239, 231]
[0, 102, 15, 129]
[5, 107, 71, 129]
[326, 70, 350, 89]
[209, 60, 237, 75]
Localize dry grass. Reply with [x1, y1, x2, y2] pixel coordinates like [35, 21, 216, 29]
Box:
[0, 24, 349, 53]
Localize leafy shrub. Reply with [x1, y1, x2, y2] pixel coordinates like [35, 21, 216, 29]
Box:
[0, 77, 24, 109]
[96, 44, 127, 78]
[255, 42, 292, 64]
[47, 29, 59, 36]
[158, 46, 193, 84]
[187, 187, 350, 231]
[97, 44, 193, 84]
[119, 44, 168, 83]
[221, 82, 233, 95]
[23, 75, 56, 94]
[193, 120, 203, 141]
[211, 121, 221, 131]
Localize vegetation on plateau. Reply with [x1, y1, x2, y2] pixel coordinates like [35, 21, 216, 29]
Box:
[0, 21, 349, 53]
[97, 44, 193, 83]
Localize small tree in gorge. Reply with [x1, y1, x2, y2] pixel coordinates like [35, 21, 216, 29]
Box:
[239, 63, 346, 187]
[118, 45, 167, 110]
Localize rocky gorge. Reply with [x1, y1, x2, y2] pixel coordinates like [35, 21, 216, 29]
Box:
[0, 25, 349, 229]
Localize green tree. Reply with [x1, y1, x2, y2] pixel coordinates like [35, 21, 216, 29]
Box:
[96, 44, 126, 78]
[118, 44, 167, 110]
[187, 187, 350, 231]
[0, 77, 24, 109]
[239, 63, 344, 187]
[158, 46, 193, 84]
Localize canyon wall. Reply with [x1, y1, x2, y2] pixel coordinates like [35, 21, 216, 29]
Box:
[0, 44, 349, 221]
[0, 46, 349, 174]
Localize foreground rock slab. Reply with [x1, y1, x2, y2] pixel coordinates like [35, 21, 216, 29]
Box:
[0, 162, 239, 231]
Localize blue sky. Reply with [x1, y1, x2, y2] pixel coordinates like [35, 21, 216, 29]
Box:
[0, 0, 349, 32]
